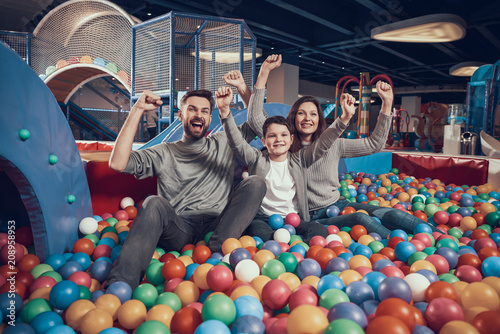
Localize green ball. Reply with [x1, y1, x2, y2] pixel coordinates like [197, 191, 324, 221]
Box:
[155, 283, 165, 295]
[479, 193, 490, 201]
[440, 198, 451, 203]
[439, 273, 459, 284]
[135, 320, 171, 334]
[425, 197, 439, 205]
[368, 241, 384, 253]
[325, 319, 364, 334]
[345, 174, 353, 180]
[368, 200, 379, 206]
[102, 226, 118, 234]
[204, 231, 214, 244]
[277, 252, 298, 272]
[155, 292, 182, 312]
[448, 228, 463, 239]
[48, 154, 58, 165]
[340, 226, 351, 233]
[31, 264, 54, 279]
[412, 196, 424, 204]
[486, 212, 500, 227]
[424, 204, 439, 217]
[79, 285, 92, 300]
[261, 259, 286, 279]
[447, 205, 460, 214]
[436, 238, 459, 252]
[468, 207, 477, 215]
[105, 217, 118, 226]
[181, 249, 193, 257]
[422, 247, 437, 255]
[290, 235, 302, 244]
[66, 195, 76, 204]
[341, 190, 351, 199]
[319, 289, 349, 310]
[478, 224, 493, 234]
[20, 298, 52, 324]
[105, 62, 118, 74]
[169, 250, 180, 258]
[201, 294, 237, 326]
[296, 242, 310, 251]
[84, 234, 99, 245]
[146, 262, 165, 286]
[349, 197, 357, 203]
[19, 129, 30, 140]
[273, 304, 290, 315]
[133, 283, 159, 310]
[155, 247, 166, 257]
[340, 180, 348, 187]
[408, 251, 428, 266]
[423, 233, 436, 247]
[41, 271, 62, 282]
[217, 262, 233, 271]
[412, 202, 426, 212]
[391, 168, 399, 174]
[418, 187, 428, 194]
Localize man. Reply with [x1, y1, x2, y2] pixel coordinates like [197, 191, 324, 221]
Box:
[106, 89, 266, 289]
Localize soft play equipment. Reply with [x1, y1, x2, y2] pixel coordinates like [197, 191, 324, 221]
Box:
[0, 42, 92, 261]
[480, 130, 500, 158]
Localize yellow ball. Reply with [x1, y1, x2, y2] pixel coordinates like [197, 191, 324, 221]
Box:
[301, 276, 320, 289]
[440, 320, 480, 334]
[339, 269, 363, 286]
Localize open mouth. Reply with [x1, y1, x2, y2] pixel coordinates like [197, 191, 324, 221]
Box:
[191, 121, 204, 131]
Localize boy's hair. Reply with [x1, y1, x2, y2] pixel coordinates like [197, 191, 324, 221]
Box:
[263, 116, 292, 137]
[180, 89, 214, 111]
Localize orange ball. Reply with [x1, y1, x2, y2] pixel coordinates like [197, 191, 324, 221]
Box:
[192, 245, 212, 264]
[117, 299, 147, 329]
[339, 269, 363, 285]
[479, 202, 497, 216]
[222, 238, 242, 255]
[410, 260, 437, 274]
[192, 263, 213, 290]
[350, 225, 368, 241]
[146, 304, 175, 328]
[250, 275, 272, 298]
[94, 293, 121, 321]
[230, 285, 261, 301]
[80, 308, 113, 334]
[277, 272, 301, 292]
[65, 299, 96, 331]
[301, 275, 320, 289]
[337, 231, 352, 247]
[286, 305, 329, 334]
[124, 205, 138, 220]
[366, 315, 411, 334]
[72, 238, 95, 256]
[358, 235, 375, 246]
[362, 178, 372, 186]
[174, 281, 200, 307]
[307, 245, 324, 259]
[17, 254, 40, 272]
[253, 250, 275, 268]
[398, 192, 410, 202]
[382, 179, 392, 187]
[348, 255, 372, 269]
[377, 187, 388, 195]
[314, 248, 336, 269]
[460, 217, 477, 231]
[239, 235, 257, 248]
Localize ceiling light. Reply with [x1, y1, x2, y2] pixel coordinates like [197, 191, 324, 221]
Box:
[449, 61, 486, 76]
[147, 12, 152, 16]
[371, 14, 466, 43]
[192, 48, 262, 64]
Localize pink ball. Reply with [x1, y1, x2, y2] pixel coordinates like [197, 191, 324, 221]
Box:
[186, 302, 203, 313]
[448, 213, 463, 228]
[101, 213, 113, 220]
[0, 242, 24, 264]
[285, 213, 301, 228]
[164, 278, 183, 292]
[327, 225, 340, 234]
[268, 317, 288, 334]
[425, 254, 449, 276]
[92, 245, 112, 261]
[262, 279, 291, 310]
[31, 276, 57, 293]
[309, 236, 327, 247]
[206, 264, 233, 292]
[279, 242, 290, 253]
[449, 192, 462, 202]
[459, 237, 471, 244]
[354, 266, 372, 277]
[410, 239, 426, 252]
[379, 266, 405, 279]
[288, 287, 318, 311]
[264, 318, 279, 333]
[68, 271, 92, 288]
[433, 211, 449, 225]
[473, 237, 497, 252]
[291, 252, 304, 264]
[454, 264, 482, 283]
[412, 233, 433, 248]
[425, 297, 464, 332]
[0, 233, 8, 249]
[114, 210, 129, 221]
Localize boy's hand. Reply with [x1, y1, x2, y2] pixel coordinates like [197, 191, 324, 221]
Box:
[340, 93, 356, 124]
[216, 87, 233, 119]
[223, 70, 245, 90]
[376, 81, 393, 105]
[260, 54, 282, 74]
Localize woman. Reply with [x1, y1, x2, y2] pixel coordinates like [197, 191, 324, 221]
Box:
[228, 55, 440, 238]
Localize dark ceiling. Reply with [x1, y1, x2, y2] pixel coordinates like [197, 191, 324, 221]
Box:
[2, 0, 500, 103]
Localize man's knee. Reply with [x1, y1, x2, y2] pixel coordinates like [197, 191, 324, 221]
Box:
[240, 175, 266, 196]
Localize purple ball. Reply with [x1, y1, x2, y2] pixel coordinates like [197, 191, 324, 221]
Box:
[378, 276, 412, 303]
[261, 240, 282, 257]
[58, 261, 83, 280]
[231, 315, 265, 334]
[327, 302, 368, 329]
[296, 258, 322, 280]
[106, 281, 132, 304]
[229, 248, 252, 268]
[325, 257, 349, 273]
[345, 281, 375, 305]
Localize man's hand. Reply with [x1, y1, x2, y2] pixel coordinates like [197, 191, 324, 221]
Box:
[260, 54, 282, 74]
[216, 87, 233, 119]
[223, 70, 245, 89]
[340, 93, 356, 124]
[134, 90, 163, 114]
[376, 81, 393, 105]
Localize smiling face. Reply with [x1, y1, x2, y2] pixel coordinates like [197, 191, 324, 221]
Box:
[178, 95, 212, 139]
[294, 101, 319, 141]
[262, 123, 293, 162]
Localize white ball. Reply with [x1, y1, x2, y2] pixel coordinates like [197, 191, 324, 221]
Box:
[326, 234, 343, 244]
[222, 253, 231, 265]
[120, 197, 134, 209]
[403, 273, 430, 303]
[273, 228, 291, 244]
[241, 171, 249, 179]
[234, 259, 260, 283]
[79, 217, 98, 235]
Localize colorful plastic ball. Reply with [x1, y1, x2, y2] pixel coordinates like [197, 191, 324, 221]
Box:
[231, 315, 265, 334]
[324, 318, 364, 334]
[285, 304, 328, 334]
[64, 299, 96, 331]
[261, 240, 282, 257]
[345, 281, 374, 305]
[260, 259, 285, 279]
[68, 271, 91, 289]
[30, 311, 63, 334]
[319, 289, 349, 310]
[229, 248, 251, 268]
[201, 294, 236, 326]
[296, 258, 321, 280]
[378, 276, 412, 303]
[94, 293, 121, 321]
[106, 281, 133, 304]
[268, 214, 284, 229]
[49, 280, 80, 310]
[79, 217, 98, 235]
[233, 295, 263, 319]
[3, 323, 37, 334]
[69, 252, 91, 271]
[402, 273, 430, 303]
[20, 298, 52, 324]
[317, 274, 346, 296]
[206, 264, 234, 291]
[116, 299, 147, 329]
[133, 283, 159, 310]
[326, 205, 341, 217]
[284, 213, 301, 228]
[44, 254, 66, 272]
[288, 288, 318, 311]
[470, 310, 500, 334]
[89, 259, 112, 283]
[273, 228, 291, 244]
[455, 264, 482, 283]
[461, 282, 500, 310]
[482, 256, 500, 277]
[261, 279, 290, 310]
[162, 258, 186, 281]
[277, 252, 298, 273]
[170, 307, 203, 334]
[78, 308, 114, 333]
[327, 302, 367, 329]
[425, 297, 464, 332]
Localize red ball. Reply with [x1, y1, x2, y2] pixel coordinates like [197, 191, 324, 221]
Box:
[17, 254, 40, 272]
[471, 310, 500, 334]
[72, 238, 95, 256]
[0, 242, 24, 265]
[387, 237, 405, 249]
[379, 266, 405, 279]
[448, 213, 463, 228]
[433, 211, 449, 225]
[164, 277, 183, 292]
[124, 206, 138, 220]
[375, 298, 416, 332]
[114, 210, 129, 221]
[425, 297, 464, 332]
[425, 254, 449, 276]
[449, 192, 462, 202]
[454, 264, 482, 283]
[410, 239, 426, 252]
[170, 307, 202, 334]
[68, 271, 92, 288]
[206, 264, 233, 292]
[31, 276, 57, 293]
[15, 271, 34, 288]
[192, 245, 211, 264]
[425, 281, 458, 303]
[262, 279, 291, 310]
[159, 253, 177, 263]
[412, 233, 433, 248]
[473, 237, 497, 252]
[457, 253, 482, 270]
[15, 226, 34, 246]
[162, 258, 186, 281]
[92, 244, 112, 261]
[285, 213, 301, 228]
[309, 236, 327, 247]
[327, 225, 340, 234]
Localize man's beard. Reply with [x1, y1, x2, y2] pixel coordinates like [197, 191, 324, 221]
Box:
[183, 118, 209, 139]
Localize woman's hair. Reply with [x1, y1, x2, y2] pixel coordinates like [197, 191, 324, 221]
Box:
[287, 95, 326, 152]
[263, 115, 292, 137]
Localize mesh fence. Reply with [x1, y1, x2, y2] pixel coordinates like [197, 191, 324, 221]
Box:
[0, 32, 29, 64]
[31, 0, 134, 84]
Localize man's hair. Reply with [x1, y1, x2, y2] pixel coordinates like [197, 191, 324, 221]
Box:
[263, 116, 292, 137]
[180, 89, 214, 111]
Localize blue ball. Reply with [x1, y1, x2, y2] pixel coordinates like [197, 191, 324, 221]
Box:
[206, 258, 220, 266]
[384, 194, 394, 201]
[459, 196, 474, 207]
[49, 280, 80, 310]
[231, 315, 265, 334]
[435, 247, 458, 269]
[482, 256, 500, 277]
[261, 240, 282, 257]
[317, 274, 346, 296]
[296, 258, 322, 280]
[234, 295, 264, 319]
[413, 223, 432, 235]
[3, 323, 36, 334]
[325, 257, 349, 274]
[98, 237, 117, 248]
[288, 244, 307, 258]
[91, 289, 105, 302]
[368, 232, 382, 241]
[372, 259, 395, 272]
[268, 214, 284, 230]
[348, 189, 358, 198]
[416, 269, 439, 283]
[388, 229, 408, 241]
[70, 252, 91, 271]
[252, 236, 263, 247]
[31, 311, 64, 334]
[361, 272, 387, 300]
[106, 281, 133, 303]
[58, 261, 83, 280]
[377, 277, 412, 303]
[118, 231, 128, 244]
[357, 186, 367, 195]
[199, 289, 215, 303]
[229, 248, 252, 268]
[110, 246, 122, 262]
[194, 319, 230, 334]
[353, 244, 373, 258]
[434, 191, 446, 200]
[456, 207, 472, 217]
[338, 252, 353, 262]
[0, 292, 23, 322]
[394, 241, 417, 262]
[356, 194, 368, 202]
[282, 224, 296, 235]
[489, 191, 500, 200]
[184, 263, 199, 280]
[345, 281, 374, 305]
[90, 259, 112, 283]
[360, 300, 379, 316]
[327, 302, 367, 329]
[99, 328, 127, 334]
[63, 253, 74, 260]
[44, 254, 67, 272]
[413, 324, 435, 334]
[326, 205, 341, 217]
[44, 325, 76, 334]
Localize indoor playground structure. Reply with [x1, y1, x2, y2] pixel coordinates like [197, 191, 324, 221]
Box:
[3, 1, 500, 333]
